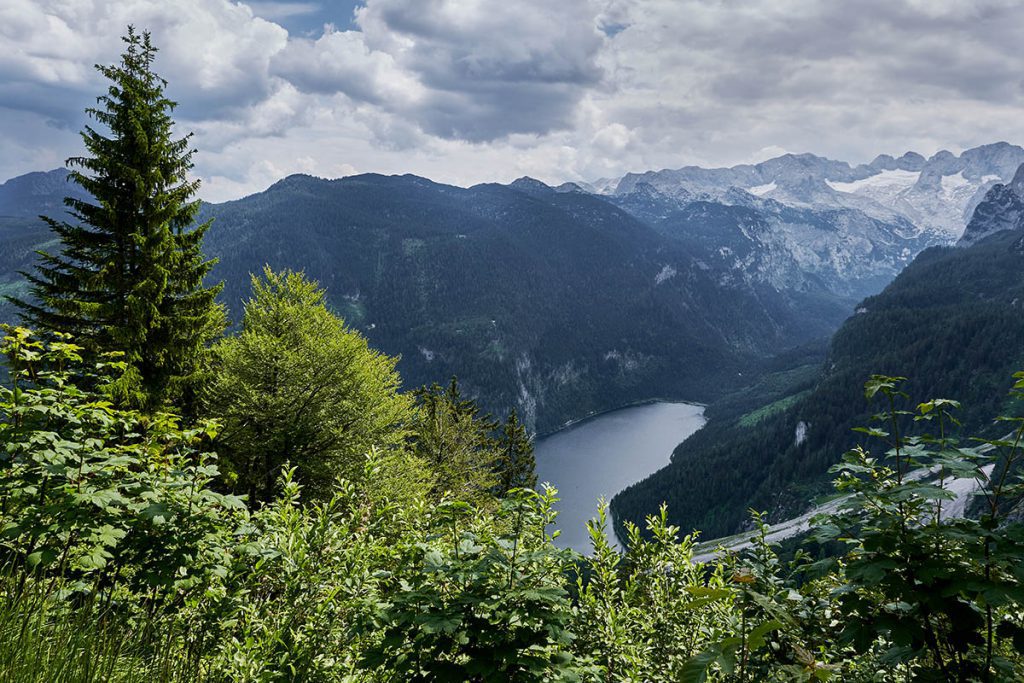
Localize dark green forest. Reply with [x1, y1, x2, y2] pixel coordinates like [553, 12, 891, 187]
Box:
[614, 230, 1024, 539]
[0, 169, 851, 433]
[194, 172, 854, 433]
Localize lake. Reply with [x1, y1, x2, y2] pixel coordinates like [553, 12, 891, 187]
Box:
[534, 401, 706, 553]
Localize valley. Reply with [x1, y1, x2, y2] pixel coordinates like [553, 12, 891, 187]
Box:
[3, 145, 1024, 540]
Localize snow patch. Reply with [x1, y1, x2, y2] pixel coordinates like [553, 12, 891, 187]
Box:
[747, 182, 776, 196]
[553, 362, 581, 386]
[655, 264, 677, 284]
[603, 349, 642, 371]
[940, 171, 971, 198]
[827, 169, 920, 194]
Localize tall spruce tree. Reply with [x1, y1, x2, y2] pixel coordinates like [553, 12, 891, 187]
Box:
[9, 27, 223, 409]
[495, 408, 537, 496]
[412, 377, 502, 502]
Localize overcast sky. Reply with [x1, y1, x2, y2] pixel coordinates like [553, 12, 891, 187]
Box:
[3, 0, 1024, 201]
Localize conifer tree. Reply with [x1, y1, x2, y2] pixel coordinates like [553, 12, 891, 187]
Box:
[9, 27, 223, 409]
[412, 377, 502, 502]
[495, 408, 537, 496]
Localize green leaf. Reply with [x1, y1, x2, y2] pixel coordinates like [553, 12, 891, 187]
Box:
[680, 646, 723, 683]
[747, 619, 784, 650]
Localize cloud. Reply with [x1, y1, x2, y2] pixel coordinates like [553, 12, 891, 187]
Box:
[245, 1, 321, 21]
[271, 28, 425, 107]
[274, 0, 607, 141]
[2, 0, 1024, 201]
[0, 0, 288, 126]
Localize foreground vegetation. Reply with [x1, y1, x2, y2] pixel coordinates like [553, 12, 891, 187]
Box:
[2, 330, 1024, 680]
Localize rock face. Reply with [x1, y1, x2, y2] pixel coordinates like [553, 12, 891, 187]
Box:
[958, 163, 1024, 246]
[608, 180, 929, 301]
[600, 142, 1024, 239]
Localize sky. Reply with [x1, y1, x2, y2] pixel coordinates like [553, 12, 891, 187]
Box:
[2, 0, 1024, 202]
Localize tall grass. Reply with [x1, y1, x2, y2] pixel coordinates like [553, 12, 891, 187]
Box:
[0, 576, 202, 683]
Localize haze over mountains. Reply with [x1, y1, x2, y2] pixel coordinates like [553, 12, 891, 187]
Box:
[2, 142, 1023, 434]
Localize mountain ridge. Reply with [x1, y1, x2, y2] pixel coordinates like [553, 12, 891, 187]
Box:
[598, 142, 1024, 238]
[2, 144, 1017, 429]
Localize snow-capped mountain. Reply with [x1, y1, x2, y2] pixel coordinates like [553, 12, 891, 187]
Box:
[958, 163, 1024, 246]
[607, 181, 928, 300]
[600, 142, 1024, 239]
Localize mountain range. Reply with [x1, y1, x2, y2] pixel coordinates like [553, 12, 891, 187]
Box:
[1, 142, 1022, 434]
[614, 163, 1024, 539]
[0, 169, 843, 431]
[590, 141, 1024, 239]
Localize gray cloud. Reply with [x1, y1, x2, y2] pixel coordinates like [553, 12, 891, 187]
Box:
[271, 0, 606, 140]
[2, 0, 1024, 200]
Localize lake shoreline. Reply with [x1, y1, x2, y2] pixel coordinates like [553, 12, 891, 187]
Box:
[534, 401, 707, 553]
[536, 396, 709, 439]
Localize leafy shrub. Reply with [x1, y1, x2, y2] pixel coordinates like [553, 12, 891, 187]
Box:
[0, 327, 244, 602]
[203, 268, 415, 504]
[363, 488, 579, 682]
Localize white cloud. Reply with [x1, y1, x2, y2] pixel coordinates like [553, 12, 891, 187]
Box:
[2, 0, 1024, 201]
[271, 28, 425, 107]
[245, 1, 321, 20]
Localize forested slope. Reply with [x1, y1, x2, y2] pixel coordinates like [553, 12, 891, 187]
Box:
[614, 227, 1024, 539]
[3, 170, 855, 431]
[198, 173, 847, 431]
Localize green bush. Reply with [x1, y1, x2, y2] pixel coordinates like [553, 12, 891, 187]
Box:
[0, 327, 244, 601]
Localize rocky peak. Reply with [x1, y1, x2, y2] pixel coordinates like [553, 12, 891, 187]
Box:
[868, 151, 926, 172]
[897, 151, 927, 170]
[1011, 163, 1024, 194]
[958, 162, 1024, 246]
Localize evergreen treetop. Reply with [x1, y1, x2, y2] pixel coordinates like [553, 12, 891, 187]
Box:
[9, 26, 223, 409]
[496, 408, 538, 496]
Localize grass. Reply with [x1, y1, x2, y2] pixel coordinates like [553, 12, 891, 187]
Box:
[0, 577, 202, 683]
[737, 389, 811, 428]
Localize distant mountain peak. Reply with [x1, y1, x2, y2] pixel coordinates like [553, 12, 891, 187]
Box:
[958, 162, 1024, 246]
[869, 152, 925, 172]
[928, 149, 957, 163]
[509, 176, 552, 192]
[267, 173, 324, 191]
[0, 167, 89, 218]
